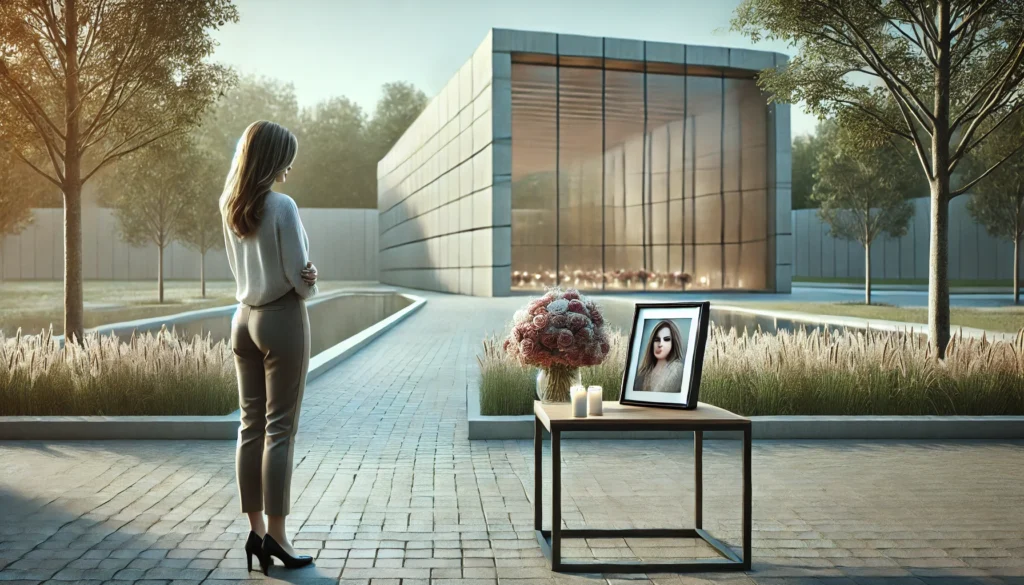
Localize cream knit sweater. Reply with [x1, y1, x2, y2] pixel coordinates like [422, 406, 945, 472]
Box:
[222, 191, 318, 306]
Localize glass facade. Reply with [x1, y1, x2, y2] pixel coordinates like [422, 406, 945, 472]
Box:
[511, 58, 770, 291]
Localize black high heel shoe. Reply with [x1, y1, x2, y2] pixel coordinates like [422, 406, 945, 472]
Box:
[244, 531, 271, 574]
[262, 533, 313, 570]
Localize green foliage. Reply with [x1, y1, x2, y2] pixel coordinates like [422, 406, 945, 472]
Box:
[479, 327, 1024, 417]
[811, 122, 917, 245]
[191, 73, 301, 210]
[191, 76, 426, 209]
[0, 326, 237, 416]
[791, 131, 821, 209]
[100, 139, 201, 249]
[965, 111, 1024, 244]
[965, 110, 1024, 301]
[176, 190, 224, 257]
[793, 119, 927, 210]
[175, 150, 225, 257]
[293, 96, 373, 208]
[174, 149, 224, 296]
[367, 82, 429, 158]
[0, 149, 43, 242]
[194, 74, 301, 162]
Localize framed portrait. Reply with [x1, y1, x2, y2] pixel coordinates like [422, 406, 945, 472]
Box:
[618, 301, 711, 410]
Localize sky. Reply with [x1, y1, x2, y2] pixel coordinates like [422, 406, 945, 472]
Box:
[209, 0, 818, 138]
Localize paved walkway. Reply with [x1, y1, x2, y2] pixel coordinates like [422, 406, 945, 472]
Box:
[2, 292, 1023, 585]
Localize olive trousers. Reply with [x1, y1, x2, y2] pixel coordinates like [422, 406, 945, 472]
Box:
[231, 290, 310, 516]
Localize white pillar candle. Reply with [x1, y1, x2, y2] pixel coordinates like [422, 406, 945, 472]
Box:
[587, 386, 603, 416]
[570, 385, 588, 418]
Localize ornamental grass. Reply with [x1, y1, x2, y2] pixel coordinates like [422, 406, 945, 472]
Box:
[478, 328, 628, 416]
[0, 326, 237, 416]
[581, 330, 629, 401]
[478, 324, 1024, 417]
[478, 335, 536, 416]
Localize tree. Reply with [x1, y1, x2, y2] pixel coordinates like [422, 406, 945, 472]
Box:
[191, 74, 315, 213]
[191, 79, 427, 210]
[0, 0, 236, 343]
[812, 123, 917, 304]
[792, 131, 822, 209]
[733, 0, 1024, 357]
[367, 82, 428, 164]
[292, 97, 371, 207]
[175, 150, 224, 298]
[194, 74, 300, 171]
[102, 139, 201, 303]
[0, 152, 39, 280]
[0, 135, 57, 280]
[965, 111, 1024, 304]
[0, 73, 39, 281]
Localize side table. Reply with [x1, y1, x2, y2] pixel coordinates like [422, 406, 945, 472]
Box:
[534, 400, 752, 573]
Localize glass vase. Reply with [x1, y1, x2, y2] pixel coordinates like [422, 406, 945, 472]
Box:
[536, 365, 581, 404]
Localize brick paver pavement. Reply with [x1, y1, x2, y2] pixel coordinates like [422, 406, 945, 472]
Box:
[1, 291, 1023, 585]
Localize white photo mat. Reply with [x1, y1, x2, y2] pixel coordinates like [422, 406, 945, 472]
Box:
[622, 306, 703, 406]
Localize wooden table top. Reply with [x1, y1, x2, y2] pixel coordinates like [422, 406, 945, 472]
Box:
[534, 400, 750, 432]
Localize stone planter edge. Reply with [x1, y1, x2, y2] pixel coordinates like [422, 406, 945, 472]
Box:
[467, 386, 1024, 440]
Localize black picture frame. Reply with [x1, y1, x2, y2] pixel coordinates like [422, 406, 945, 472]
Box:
[617, 301, 711, 410]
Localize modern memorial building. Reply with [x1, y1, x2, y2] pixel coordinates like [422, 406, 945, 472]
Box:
[377, 28, 792, 296]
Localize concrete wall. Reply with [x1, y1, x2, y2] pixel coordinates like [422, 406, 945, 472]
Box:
[376, 30, 509, 296]
[0, 207, 378, 281]
[792, 196, 1022, 281]
[768, 57, 793, 293]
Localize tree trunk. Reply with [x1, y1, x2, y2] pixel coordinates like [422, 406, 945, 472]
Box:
[63, 0, 84, 344]
[200, 249, 206, 298]
[158, 244, 165, 304]
[1015, 235, 1020, 305]
[63, 183, 84, 342]
[929, 0, 952, 359]
[865, 241, 872, 305]
[928, 184, 951, 357]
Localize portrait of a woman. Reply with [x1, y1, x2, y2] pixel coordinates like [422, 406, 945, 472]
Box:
[633, 320, 686, 393]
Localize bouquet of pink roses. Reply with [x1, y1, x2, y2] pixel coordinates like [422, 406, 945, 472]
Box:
[503, 288, 610, 402]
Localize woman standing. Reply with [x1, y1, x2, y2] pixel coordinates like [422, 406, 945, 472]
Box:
[633, 320, 685, 393]
[221, 120, 317, 575]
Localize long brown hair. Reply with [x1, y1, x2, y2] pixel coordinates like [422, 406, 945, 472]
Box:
[638, 320, 682, 379]
[220, 120, 298, 238]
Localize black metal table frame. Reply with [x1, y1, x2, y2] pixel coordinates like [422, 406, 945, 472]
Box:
[533, 416, 752, 573]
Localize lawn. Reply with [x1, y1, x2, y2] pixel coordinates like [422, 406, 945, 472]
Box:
[793, 275, 1021, 288]
[728, 301, 1024, 334]
[0, 280, 375, 335]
